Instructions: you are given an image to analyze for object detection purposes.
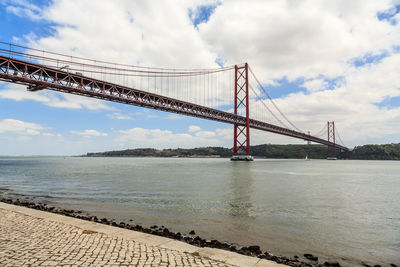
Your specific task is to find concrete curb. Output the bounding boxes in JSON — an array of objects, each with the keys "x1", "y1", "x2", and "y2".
[{"x1": 0, "y1": 201, "x2": 287, "y2": 267}]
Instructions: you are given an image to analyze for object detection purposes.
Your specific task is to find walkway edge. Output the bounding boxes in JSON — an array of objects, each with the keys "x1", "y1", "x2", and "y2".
[{"x1": 0, "y1": 202, "x2": 287, "y2": 267}]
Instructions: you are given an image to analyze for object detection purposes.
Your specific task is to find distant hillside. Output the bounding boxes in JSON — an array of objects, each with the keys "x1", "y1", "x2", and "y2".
[
  {"x1": 251, "y1": 144, "x2": 329, "y2": 158},
  {"x1": 350, "y1": 143, "x2": 400, "y2": 160},
  {"x1": 86, "y1": 147, "x2": 232, "y2": 158},
  {"x1": 86, "y1": 144, "x2": 343, "y2": 159},
  {"x1": 85, "y1": 143, "x2": 400, "y2": 160}
]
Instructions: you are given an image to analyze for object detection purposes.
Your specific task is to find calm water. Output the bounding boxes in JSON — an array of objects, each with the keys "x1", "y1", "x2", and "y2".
[{"x1": 0, "y1": 157, "x2": 399, "y2": 266}]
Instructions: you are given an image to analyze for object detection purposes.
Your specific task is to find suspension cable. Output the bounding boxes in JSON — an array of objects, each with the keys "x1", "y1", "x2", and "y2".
[
  {"x1": 313, "y1": 124, "x2": 327, "y2": 137},
  {"x1": 0, "y1": 48, "x2": 234, "y2": 77},
  {"x1": 248, "y1": 66, "x2": 304, "y2": 133},
  {"x1": 335, "y1": 126, "x2": 346, "y2": 147},
  {"x1": 0, "y1": 42, "x2": 235, "y2": 72},
  {"x1": 249, "y1": 84, "x2": 291, "y2": 129}
]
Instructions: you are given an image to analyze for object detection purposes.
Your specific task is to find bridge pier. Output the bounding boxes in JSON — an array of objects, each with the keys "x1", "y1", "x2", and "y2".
[
  {"x1": 231, "y1": 63, "x2": 253, "y2": 161},
  {"x1": 231, "y1": 155, "x2": 254, "y2": 161}
]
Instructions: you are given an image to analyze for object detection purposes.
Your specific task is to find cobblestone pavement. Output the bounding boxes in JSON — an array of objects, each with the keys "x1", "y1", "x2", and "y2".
[{"x1": 0, "y1": 208, "x2": 236, "y2": 267}]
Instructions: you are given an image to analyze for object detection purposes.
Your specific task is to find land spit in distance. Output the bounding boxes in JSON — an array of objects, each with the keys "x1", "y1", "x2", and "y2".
[{"x1": 0, "y1": 156, "x2": 399, "y2": 266}]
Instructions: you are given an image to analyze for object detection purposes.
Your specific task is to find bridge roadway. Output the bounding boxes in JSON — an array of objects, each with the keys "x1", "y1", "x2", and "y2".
[{"x1": 0, "y1": 55, "x2": 348, "y2": 151}]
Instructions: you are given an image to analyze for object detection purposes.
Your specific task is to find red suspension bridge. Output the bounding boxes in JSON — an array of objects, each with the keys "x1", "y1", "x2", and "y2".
[{"x1": 0, "y1": 42, "x2": 348, "y2": 160}]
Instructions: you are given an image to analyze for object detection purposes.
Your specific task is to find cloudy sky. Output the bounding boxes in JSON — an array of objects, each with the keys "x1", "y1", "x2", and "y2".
[{"x1": 0, "y1": 0, "x2": 400, "y2": 155}]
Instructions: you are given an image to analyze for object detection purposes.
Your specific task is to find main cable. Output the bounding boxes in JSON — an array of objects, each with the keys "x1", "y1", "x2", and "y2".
[
  {"x1": 335, "y1": 126, "x2": 346, "y2": 147},
  {"x1": 0, "y1": 42, "x2": 235, "y2": 72}
]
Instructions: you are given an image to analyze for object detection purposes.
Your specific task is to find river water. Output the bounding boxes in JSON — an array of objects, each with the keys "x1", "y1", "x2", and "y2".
[{"x1": 0, "y1": 157, "x2": 399, "y2": 266}]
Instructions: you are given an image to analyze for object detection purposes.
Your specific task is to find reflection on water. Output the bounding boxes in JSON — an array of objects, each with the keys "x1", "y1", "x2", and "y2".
[
  {"x1": 0, "y1": 157, "x2": 399, "y2": 266},
  {"x1": 228, "y1": 162, "x2": 253, "y2": 218}
]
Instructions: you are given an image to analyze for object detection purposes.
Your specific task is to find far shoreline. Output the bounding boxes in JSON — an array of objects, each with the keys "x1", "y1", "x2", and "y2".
[
  {"x1": 2, "y1": 155, "x2": 400, "y2": 161},
  {"x1": 82, "y1": 143, "x2": 400, "y2": 160},
  {"x1": 2, "y1": 142, "x2": 400, "y2": 160}
]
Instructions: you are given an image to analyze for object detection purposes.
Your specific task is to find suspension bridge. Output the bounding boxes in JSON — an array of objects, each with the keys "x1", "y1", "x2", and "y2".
[{"x1": 0, "y1": 42, "x2": 348, "y2": 160}]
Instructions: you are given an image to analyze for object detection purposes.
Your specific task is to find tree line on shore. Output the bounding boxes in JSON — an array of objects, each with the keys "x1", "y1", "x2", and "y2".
[{"x1": 85, "y1": 143, "x2": 400, "y2": 160}]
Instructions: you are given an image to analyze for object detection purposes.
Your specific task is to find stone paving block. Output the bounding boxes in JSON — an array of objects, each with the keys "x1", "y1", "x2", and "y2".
[
  {"x1": 112, "y1": 228, "x2": 147, "y2": 240},
  {"x1": 160, "y1": 240, "x2": 200, "y2": 253},
  {"x1": 78, "y1": 221, "x2": 124, "y2": 235},
  {"x1": 0, "y1": 201, "x2": 22, "y2": 211},
  {"x1": 197, "y1": 247, "x2": 260, "y2": 267},
  {"x1": 0, "y1": 204, "x2": 288, "y2": 267},
  {"x1": 44, "y1": 212, "x2": 81, "y2": 223},
  {"x1": 129, "y1": 232, "x2": 174, "y2": 246}
]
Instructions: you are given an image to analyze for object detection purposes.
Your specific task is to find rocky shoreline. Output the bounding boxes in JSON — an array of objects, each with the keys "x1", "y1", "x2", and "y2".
[{"x1": 0, "y1": 197, "x2": 395, "y2": 267}]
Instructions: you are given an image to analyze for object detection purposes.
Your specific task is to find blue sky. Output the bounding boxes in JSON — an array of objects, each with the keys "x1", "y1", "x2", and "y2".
[{"x1": 1, "y1": 0, "x2": 400, "y2": 155}]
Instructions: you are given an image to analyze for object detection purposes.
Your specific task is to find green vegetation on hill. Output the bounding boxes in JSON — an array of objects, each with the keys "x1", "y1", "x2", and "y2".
[
  {"x1": 86, "y1": 143, "x2": 400, "y2": 160},
  {"x1": 351, "y1": 143, "x2": 400, "y2": 160},
  {"x1": 86, "y1": 147, "x2": 231, "y2": 158},
  {"x1": 250, "y1": 144, "x2": 329, "y2": 158},
  {"x1": 85, "y1": 144, "x2": 334, "y2": 159}
]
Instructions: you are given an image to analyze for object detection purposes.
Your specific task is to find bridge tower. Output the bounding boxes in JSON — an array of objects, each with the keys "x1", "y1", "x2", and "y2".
[
  {"x1": 327, "y1": 121, "x2": 336, "y2": 159},
  {"x1": 231, "y1": 63, "x2": 253, "y2": 161}
]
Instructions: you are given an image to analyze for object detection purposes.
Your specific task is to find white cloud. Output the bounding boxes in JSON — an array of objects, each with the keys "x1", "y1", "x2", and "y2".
[
  {"x1": 0, "y1": 83, "x2": 49, "y2": 102},
  {"x1": 188, "y1": 125, "x2": 201, "y2": 132},
  {"x1": 107, "y1": 113, "x2": 133, "y2": 120},
  {"x1": 0, "y1": 83, "x2": 115, "y2": 111},
  {"x1": 302, "y1": 79, "x2": 329, "y2": 92},
  {"x1": 4, "y1": 0, "x2": 43, "y2": 20},
  {"x1": 199, "y1": 1, "x2": 399, "y2": 81},
  {"x1": 28, "y1": 0, "x2": 218, "y2": 68},
  {"x1": 70, "y1": 130, "x2": 108, "y2": 137},
  {"x1": 115, "y1": 127, "x2": 221, "y2": 148},
  {"x1": 42, "y1": 132, "x2": 62, "y2": 137},
  {"x1": 195, "y1": 130, "x2": 215, "y2": 138},
  {"x1": 26, "y1": 129, "x2": 40, "y2": 135},
  {"x1": 6, "y1": 5, "x2": 42, "y2": 20},
  {"x1": 166, "y1": 114, "x2": 184, "y2": 120},
  {"x1": 216, "y1": 127, "x2": 232, "y2": 139},
  {"x1": 0, "y1": 118, "x2": 46, "y2": 135}
]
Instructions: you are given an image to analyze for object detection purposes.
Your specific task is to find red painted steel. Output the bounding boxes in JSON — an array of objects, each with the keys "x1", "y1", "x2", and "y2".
[
  {"x1": 245, "y1": 63, "x2": 250, "y2": 155},
  {"x1": 233, "y1": 65, "x2": 238, "y2": 154},
  {"x1": 0, "y1": 55, "x2": 349, "y2": 151},
  {"x1": 233, "y1": 63, "x2": 251, "y2": 155},
  {"x1": 327, "y1": 121, "x2": 336, "y2": 157}
]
